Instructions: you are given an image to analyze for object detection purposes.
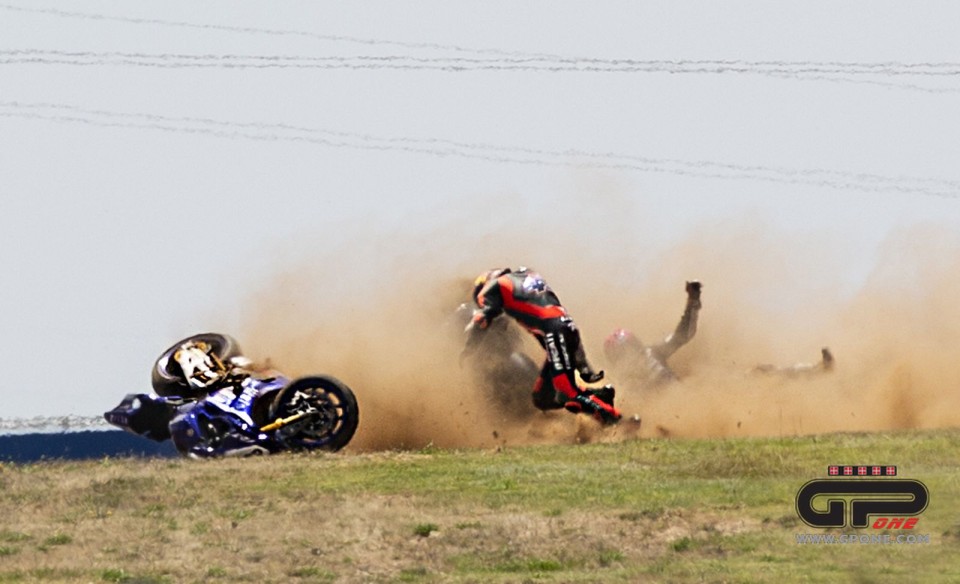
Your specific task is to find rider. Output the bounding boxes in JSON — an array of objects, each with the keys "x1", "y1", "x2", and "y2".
[
  {"x1": 462, "y1": 267, "x2": 622, "y2": 425},
  {"x1": 603, "y1": 280, "x2": 702, "y2": 389}
]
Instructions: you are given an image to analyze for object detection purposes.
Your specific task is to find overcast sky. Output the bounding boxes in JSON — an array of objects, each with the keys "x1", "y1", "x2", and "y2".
[{"x1": 1, "y1": 2, "x2": 959, "y2": 420}]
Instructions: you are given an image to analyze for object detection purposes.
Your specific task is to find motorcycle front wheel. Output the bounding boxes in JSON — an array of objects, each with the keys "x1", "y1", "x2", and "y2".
[{"x1": 269, "y1": 375, "x2": 359, "y2": 452}]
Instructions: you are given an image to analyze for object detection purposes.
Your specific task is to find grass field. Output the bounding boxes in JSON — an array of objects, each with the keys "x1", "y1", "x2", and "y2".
[{"x1": 0, "y1": 429, "x2": 957, "y2": 583}]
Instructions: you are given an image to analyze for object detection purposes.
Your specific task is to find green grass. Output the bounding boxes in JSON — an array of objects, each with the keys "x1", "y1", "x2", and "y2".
[
  {"x1": 412, "y1": 523, "x2": 439, "y2": 537},
  {"x1": 0, "y1": 429, "x2": 957, "y2": 582}
]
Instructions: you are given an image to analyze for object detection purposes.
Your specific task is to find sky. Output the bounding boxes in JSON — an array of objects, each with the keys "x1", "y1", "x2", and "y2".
[{"x1": 1, "y1": 2, "x2": 959, "y2": 422}]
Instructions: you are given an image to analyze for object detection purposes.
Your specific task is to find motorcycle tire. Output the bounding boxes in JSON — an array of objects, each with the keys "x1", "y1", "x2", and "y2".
[
  {"x1": 269, "y1": 375, "x2": 359, "y2": 452},
  {"x1": 151, "y1": 333, "x2": 242, "y2": 398}
]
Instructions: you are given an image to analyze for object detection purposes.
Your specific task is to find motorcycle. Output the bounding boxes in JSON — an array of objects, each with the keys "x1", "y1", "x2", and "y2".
[{"x1": 104, "y1": 333, "x2": 359, "y2": 458}]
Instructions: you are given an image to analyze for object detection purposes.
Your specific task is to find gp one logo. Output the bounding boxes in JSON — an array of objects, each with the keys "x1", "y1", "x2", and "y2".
[{"x1": 795, "y1": 466, "x2": 929, "y2": 529}]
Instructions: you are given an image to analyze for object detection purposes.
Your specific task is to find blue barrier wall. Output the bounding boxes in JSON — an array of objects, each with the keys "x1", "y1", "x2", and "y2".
[{"x1": 0, "y1": 431, "x2": 177, "y2": 463}]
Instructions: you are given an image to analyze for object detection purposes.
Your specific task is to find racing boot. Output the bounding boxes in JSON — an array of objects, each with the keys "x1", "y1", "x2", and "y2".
[
  {"x1": 586, "y1": 384, "x2": 620, "y2": 425},
  {"x1": 593, "y1": 406, "x2": 622, "y2": 426},
  {"x1": 578, "y1": 366, "x2": 605, "y2": 384},
  {"x1": 685, "y1": 280, "x2": 702, "y2": 309},
  {"x1": 574, "y1": 344, "x2": 605, "y2": 383},
  {"x1": 587, "y1": 384, "x2": 616, "y2": 408},
  {"x1": 564, "y1": 387, "x2": 622, "y2": 426}
]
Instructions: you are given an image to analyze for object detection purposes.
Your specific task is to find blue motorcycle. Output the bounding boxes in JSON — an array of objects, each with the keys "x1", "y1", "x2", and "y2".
[{"x1": 104, "y1": 333, "x2": 359, "y2": 458}]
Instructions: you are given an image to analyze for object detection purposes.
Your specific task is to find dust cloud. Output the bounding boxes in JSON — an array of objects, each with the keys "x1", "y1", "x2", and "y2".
[{"x1": 235, "y1": 195, "x2": 960, "y2": 451}]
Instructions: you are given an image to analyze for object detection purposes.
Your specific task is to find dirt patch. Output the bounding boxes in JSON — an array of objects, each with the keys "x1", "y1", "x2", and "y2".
[{"x1": 234, "y1": 216, "x2": 960, "y2": 450}]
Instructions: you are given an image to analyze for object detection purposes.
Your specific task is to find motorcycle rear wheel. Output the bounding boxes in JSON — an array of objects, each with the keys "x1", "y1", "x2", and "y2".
[{"x1": 269, "y1": 375, "x2": 359, "y2": 452}]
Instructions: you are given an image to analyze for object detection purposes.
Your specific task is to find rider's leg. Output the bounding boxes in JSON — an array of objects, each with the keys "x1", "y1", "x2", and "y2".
[
  {"x1": 559, "y1": 318, "x2": 604, "y2": 383},
  {"x1": 539, "y1": 329, "x2": 621, "y2": 424},
  {"x1": 531, "y1": 373, "x2": 565, "y2": 410},
  {"x1": 531, "y1": 332, "x2": 581, "y2": 411}
]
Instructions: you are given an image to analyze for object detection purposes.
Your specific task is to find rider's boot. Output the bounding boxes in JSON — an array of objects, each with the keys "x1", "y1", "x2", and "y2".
[
  {"x1": 573, "y1": 341, "x2": 605, "y2": 383},
  {"x1": 564, "y1": 388, "x2": 621, "y2": 425},
  {"x1": 579, "y1": 366, "x2": 605, "y2": 384},
  {"x1": 586, "y1": 384, "x2": 616, "y2": 407},
  {"x1": 685, "y1": 280, "x2": 703, "y2": 309}
]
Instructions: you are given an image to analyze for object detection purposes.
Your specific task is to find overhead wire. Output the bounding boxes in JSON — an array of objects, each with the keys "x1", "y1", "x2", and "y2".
[
  {"x1": 3, "y1": 49, "x2": 960, "y2": 75},
  {"x1": 2, "y1": 49, "x2": 960, "y2": 87},
  {"x1": 1, "y1": 4, "x2": 959, "y2": 92},
  {"x1": 1, "y1": 101, "x2": 957, "y2": 199},
  {"x1": 0, "y1": 3, "x2": 566, "y2": 60},
  {"x1": 0, "y1": 5, "x2": 957, "y2": 196}
]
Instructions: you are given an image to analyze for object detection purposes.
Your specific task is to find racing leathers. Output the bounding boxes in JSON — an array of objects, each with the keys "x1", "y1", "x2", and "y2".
[
  {"x1": 604, "y1": 281, "x2": 702, "y2": 389},
  {"x1": 463, "y1": 268, "x2": 621, "y2": 425}
]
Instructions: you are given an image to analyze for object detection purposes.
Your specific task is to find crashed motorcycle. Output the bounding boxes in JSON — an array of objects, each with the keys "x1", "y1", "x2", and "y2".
[{"x1": 104, "y1": 333, "x2": 359, "y2": 458}]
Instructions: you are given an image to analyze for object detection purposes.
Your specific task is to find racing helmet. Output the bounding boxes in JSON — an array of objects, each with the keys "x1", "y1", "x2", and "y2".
[
  {"x1": 603, "y1": 328, "x2": 643, "y2": 365},
  {"x1": 173, "y1": 340, "x2": 226, "y2": 390}
]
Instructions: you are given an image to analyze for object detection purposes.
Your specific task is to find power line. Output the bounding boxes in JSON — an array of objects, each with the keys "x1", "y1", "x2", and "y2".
[
  {"x1": 0, "y1": 3, "x2": 566, "y2": 60},
  {"x1": 2, "y1": 4, "x2": 959, "y2": 90},
  {"x1": 2, "y1": 101, "x2": 957, "y2": 199},
  {"x1": 2, "y1": 49, "x2": 958, "y2": 94},
  {"x1": 3, "y1": 49, "x2": 960, "y2": 76}
]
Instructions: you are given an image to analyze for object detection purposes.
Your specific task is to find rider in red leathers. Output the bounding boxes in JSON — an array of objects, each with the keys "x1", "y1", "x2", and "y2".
[{"x1": 462, "y1": 267, "x2": 621, "y2": 425}]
